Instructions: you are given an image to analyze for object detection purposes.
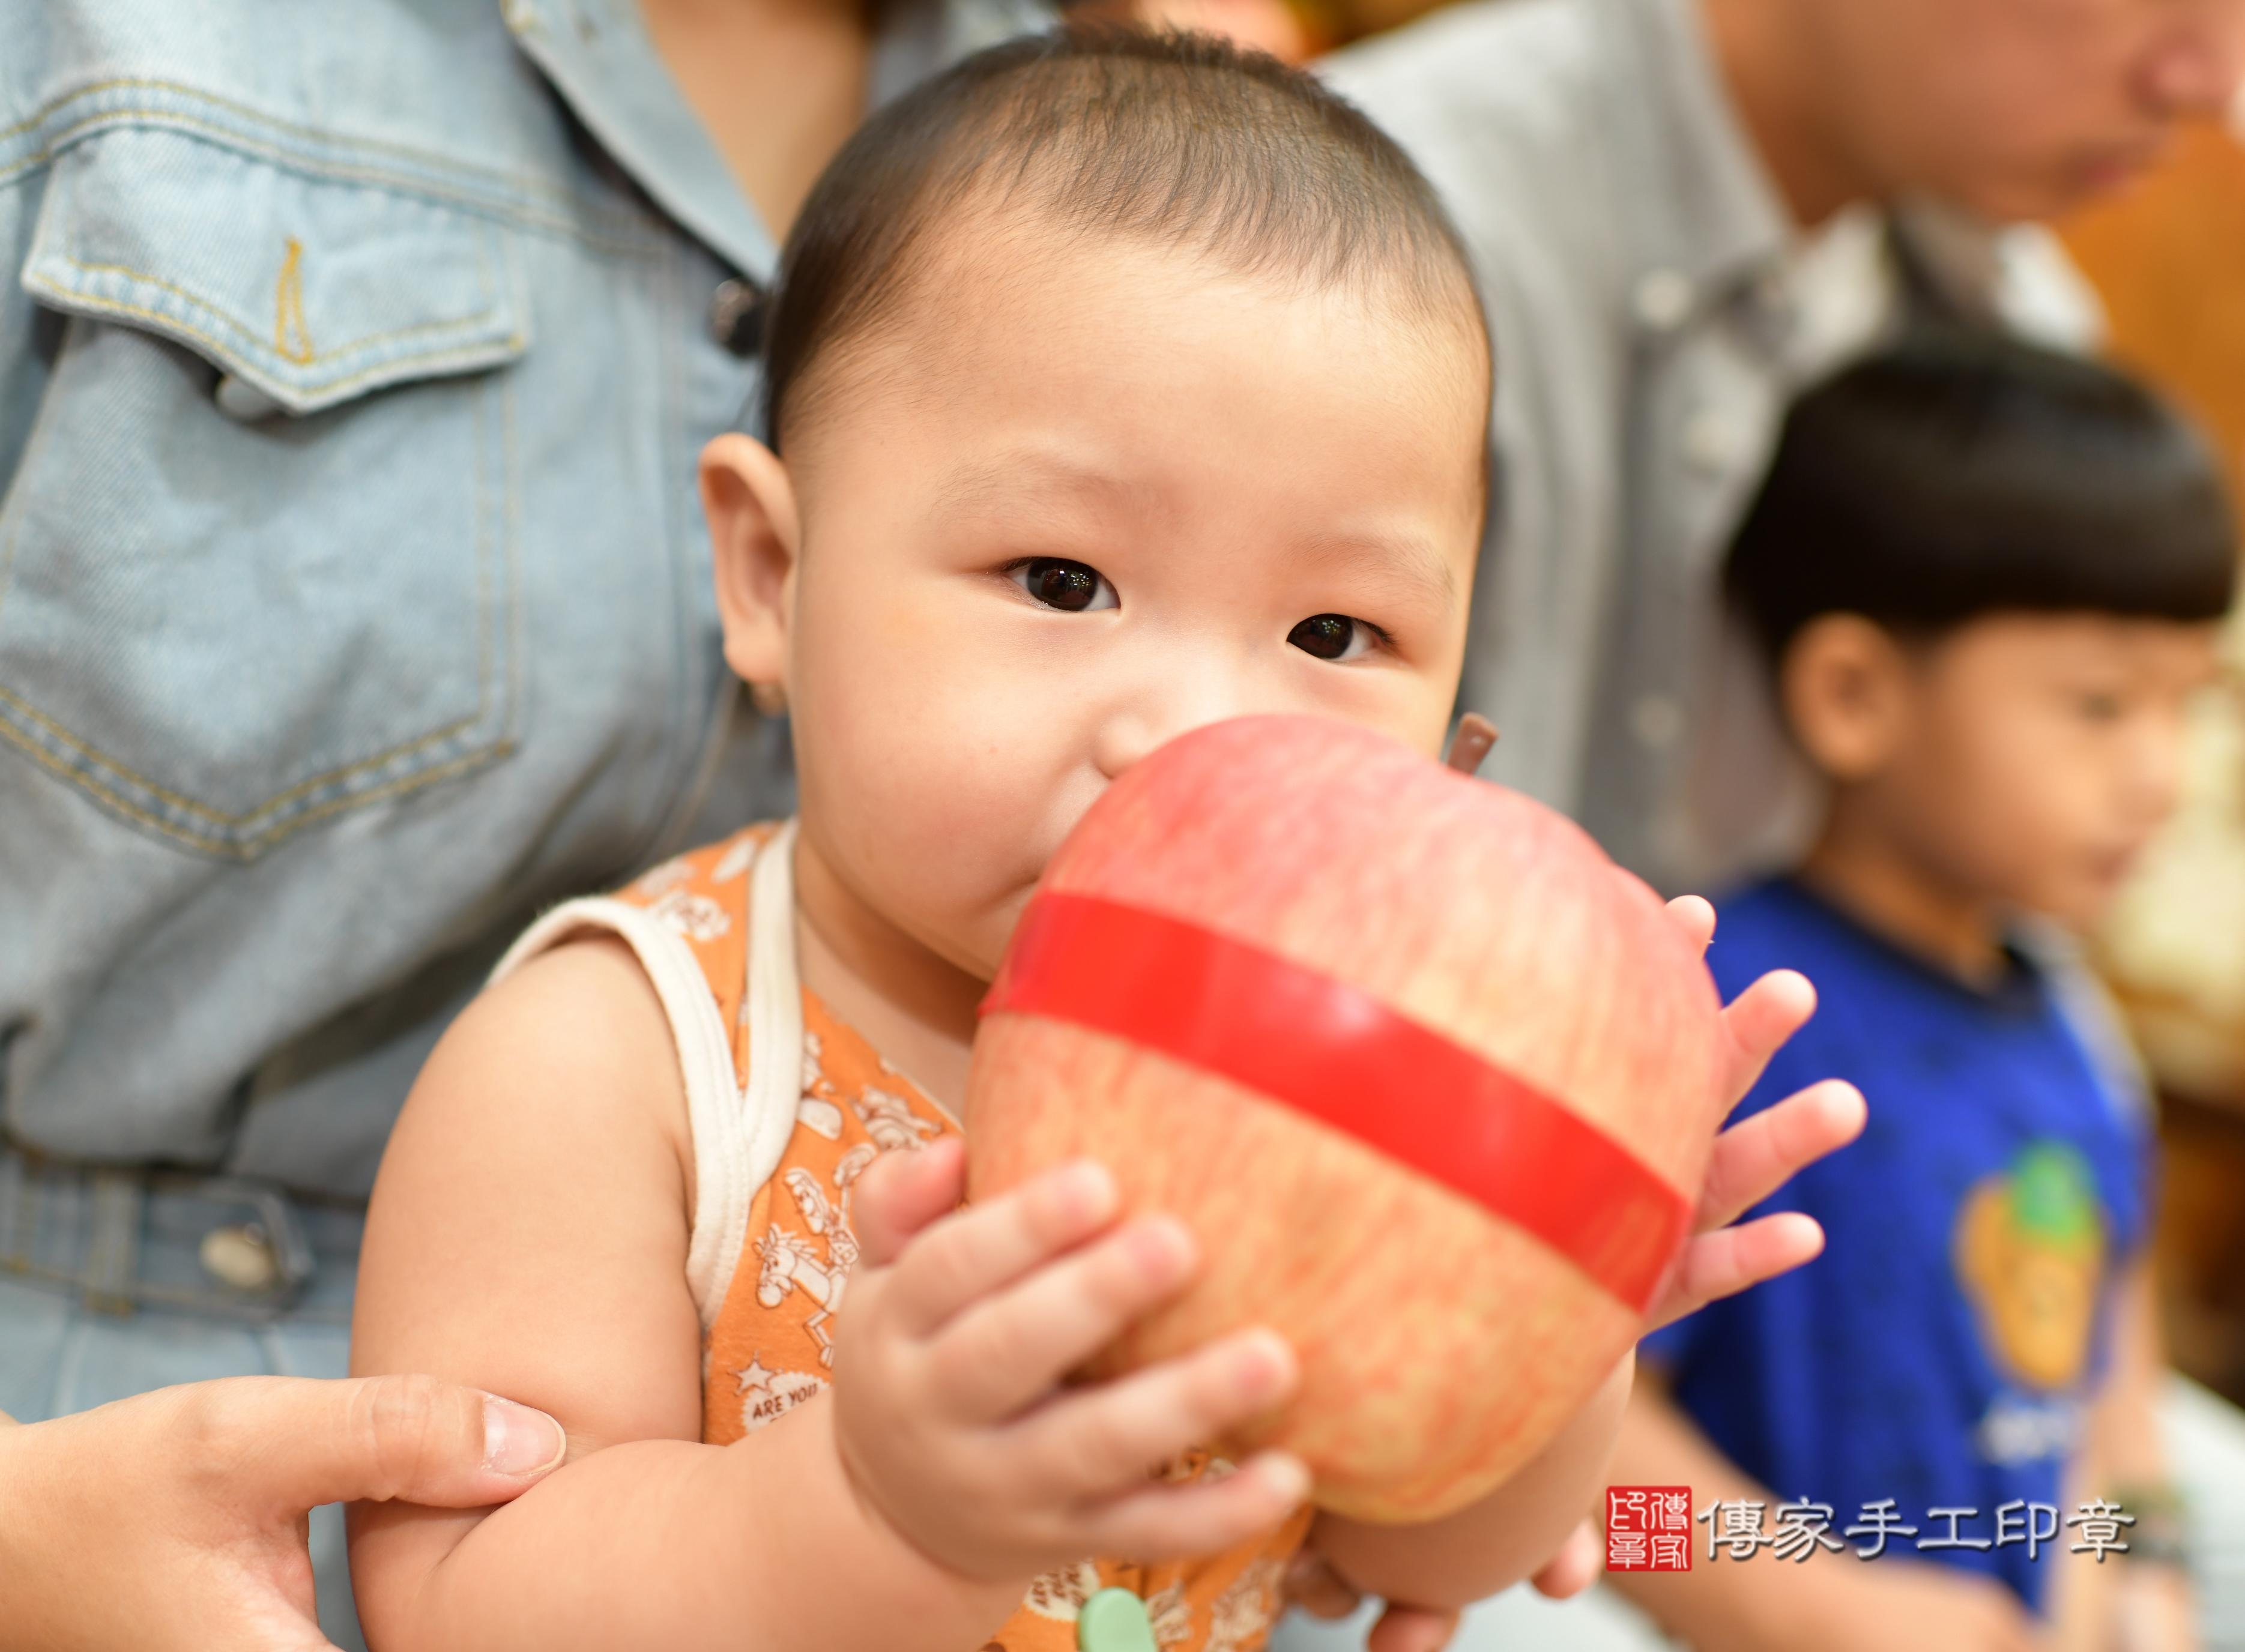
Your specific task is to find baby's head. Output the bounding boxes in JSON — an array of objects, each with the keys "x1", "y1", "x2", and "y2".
[
  {"x1": 703, "y1": 28, "x2": 1491, "y2": 982},
  {"x1": 1728, "y1": 330, "x2": 2237, "y2": 930}
]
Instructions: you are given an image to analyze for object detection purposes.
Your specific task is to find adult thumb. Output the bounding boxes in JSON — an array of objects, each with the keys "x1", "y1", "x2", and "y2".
[{"x1": 192, "y1": 1375, "x2": 566, "y2": 1515}]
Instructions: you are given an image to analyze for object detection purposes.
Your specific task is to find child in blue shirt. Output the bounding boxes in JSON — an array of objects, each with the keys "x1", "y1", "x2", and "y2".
[{"x1": 1612, "y1": 331, "x2": 2235, "y2": 1652}]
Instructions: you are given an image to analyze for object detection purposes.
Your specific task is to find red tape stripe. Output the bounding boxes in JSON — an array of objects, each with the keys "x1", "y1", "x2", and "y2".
[{"x1": 982, "y1": 891, "x2": 1690, "y2": 1312}]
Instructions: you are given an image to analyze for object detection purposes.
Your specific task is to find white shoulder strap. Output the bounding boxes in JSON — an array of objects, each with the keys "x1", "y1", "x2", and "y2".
[{"x1": 489, "y1": 822, "x2": 805, "y2": 1328}]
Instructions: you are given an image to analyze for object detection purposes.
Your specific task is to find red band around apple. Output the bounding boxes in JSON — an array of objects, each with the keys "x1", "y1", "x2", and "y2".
[{"x1": 982, "y1": 890, "x2": 1692, "y2": 1314}]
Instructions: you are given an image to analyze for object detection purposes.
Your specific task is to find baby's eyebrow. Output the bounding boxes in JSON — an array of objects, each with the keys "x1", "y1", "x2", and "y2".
[
  {"x1": 1292, "y1": 528, "x2": 1460, "y2": 615},
  {"x1": 930, "y1": 449, "x2": 1141, "y2": 520}
]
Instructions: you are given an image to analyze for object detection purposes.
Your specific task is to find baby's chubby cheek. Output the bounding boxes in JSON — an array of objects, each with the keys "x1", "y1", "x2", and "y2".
[{"x1": 794, "y1": 677, "x2": 1089, "y2": 971}]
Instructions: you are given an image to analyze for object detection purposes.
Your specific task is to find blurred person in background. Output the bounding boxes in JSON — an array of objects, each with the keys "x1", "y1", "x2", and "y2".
[
  {"x1": 1622, "y1": 333, "x2": 2234, "y2": 1652},
  {"x1": 0, "y1": 0, "x2": 1039, "y2": 1645},
  {"x1": 1323, "y1": 0, "x2": 2245, "y2": 896}
]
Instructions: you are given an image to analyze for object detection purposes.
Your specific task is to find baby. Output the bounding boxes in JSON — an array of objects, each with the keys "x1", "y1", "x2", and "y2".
[{"x1": 346, "y1": 31, "x2": 1858, "y2": 1652}]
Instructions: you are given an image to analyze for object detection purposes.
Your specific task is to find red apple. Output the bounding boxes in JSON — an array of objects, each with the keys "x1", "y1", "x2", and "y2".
[{"x1": 965, "y1": 714, "x2": 1727, "y2": 1522}]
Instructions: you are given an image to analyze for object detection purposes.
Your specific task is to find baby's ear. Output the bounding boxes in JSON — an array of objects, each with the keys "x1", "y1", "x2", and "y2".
[{"x1": 702, "y1": 432, "x2": 800, "y2": 691}]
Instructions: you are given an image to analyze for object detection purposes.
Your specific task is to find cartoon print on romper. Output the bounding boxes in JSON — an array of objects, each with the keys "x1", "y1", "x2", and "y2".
[
  {"x1": 1011, "y1": 1556, "x2": 1271, "y2": 1651},
  {"x1": 1954, "y1": 1141, "x2": 2108, "y2": 1463},
  {"x1": 754, "y1": 1157, "x2": 870, "y2": 1365},
  {"x1": 856, "y1": 1084, "x2": 943, "y2": 1151},
  {"x1": 734, "y1": 1351, "x2": 827, "y2": 1432},
  {"x1": 737, "y1": 1073, "x2": 896, "y2": 1428},
  {"x1": 1021, "y1": 1563, "x2": 1105, "y2": 1623},
  {"x1": 1204, "y1": 1557, "x2": 1286, "y2": 1652}
]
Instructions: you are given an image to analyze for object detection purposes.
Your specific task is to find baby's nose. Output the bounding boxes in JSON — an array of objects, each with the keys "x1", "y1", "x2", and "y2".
[{"x1": 1089, "y1": 669, "x2": 1264, "y2": 781}]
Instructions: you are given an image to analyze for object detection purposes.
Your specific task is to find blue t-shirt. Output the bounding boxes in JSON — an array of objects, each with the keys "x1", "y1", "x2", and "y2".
[{"x1": 1642, "y1": 878, "x2": 2151, "y2": 1611}]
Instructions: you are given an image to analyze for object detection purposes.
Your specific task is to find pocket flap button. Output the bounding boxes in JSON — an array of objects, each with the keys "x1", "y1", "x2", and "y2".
[{"x1": 199, "y1": 1223, "x2": 280, "y2": 1292}]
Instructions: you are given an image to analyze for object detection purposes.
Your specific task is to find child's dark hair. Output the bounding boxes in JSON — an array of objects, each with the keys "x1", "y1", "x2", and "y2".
[
  {"x1": 758, "y1": 25, "x2": 1487, "y2": 452},
  {"x1": 1727, "y1": 329, "x2": 2237, "y2": 664}
]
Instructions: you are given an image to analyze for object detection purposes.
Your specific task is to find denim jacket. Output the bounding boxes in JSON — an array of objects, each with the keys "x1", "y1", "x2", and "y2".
[{"x1": 0, "y1": 0, "x2": 1043, "y2": 1195}]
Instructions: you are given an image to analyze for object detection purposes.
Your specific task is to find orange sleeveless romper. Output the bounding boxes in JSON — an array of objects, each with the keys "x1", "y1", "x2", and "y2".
[{"x1": 498, "y1": 822, "x2": 1314, "y2": 1651}]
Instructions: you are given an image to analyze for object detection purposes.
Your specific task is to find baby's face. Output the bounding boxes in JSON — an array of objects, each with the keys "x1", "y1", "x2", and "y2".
[{"x1": 731, "y1": 232, "x2": 1487, "y2": 981}]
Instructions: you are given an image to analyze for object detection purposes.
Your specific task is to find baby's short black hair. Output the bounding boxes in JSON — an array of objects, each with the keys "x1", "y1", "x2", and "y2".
[
  {"x1": 758, "y1": 25, "x2": 1487, "y2": 453},
  {"x1": 1727, "y1": 329, "x2": 2237, "y2": 665}
]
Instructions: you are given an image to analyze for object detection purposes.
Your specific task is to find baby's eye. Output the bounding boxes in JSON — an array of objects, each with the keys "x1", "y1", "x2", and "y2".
[
  {"x1": 1289, "y1": 613, "x2": 1379, "y2": 662},
  {"x1": 1012, "y1": 558, "x2": 1117, "y2": 613}
]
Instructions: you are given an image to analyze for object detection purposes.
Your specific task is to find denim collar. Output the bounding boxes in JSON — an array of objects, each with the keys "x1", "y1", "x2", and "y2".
[{"x1": 501, "y1": 0, "x2": 1052, "y2": 281}]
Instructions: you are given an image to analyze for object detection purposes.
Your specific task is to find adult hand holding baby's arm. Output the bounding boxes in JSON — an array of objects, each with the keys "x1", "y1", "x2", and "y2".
[
  {"x1": 838, "y1": 1136, "x2": 1310, "y2": 1579},
  {"x1": 0, "y1": 1375, "x2": 561, "y2": 1652}
]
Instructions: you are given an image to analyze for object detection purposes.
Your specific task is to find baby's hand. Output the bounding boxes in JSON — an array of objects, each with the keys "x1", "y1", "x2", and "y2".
[
  {"x1": 832, "y1": 1138, "x2": 1308, "y2": 1584},
  {"x1": 1646, "y1": 896, "x2": 1867, "y2": 1333}
]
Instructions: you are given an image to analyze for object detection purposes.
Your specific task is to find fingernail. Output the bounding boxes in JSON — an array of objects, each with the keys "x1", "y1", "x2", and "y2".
[
  {"x1": 1235, "y1": 1329, "x2": 1297, "y2": 1397},
  {"x1": 1125, "y1": 1213, "x2": 1197, "y2": 1276},
  {"x1": 483, "y1": 1397, "x2": 566, "y2": 1477},
  {"x1": 1254, "y1": 1452, "x2": 1312, "y2": 1505},
  {"x1": 1050, "y1": 1160, "x2": 1117, "y2": 1222}
]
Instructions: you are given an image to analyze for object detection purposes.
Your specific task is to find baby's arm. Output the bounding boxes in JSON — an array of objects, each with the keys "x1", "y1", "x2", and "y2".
[
  {"x1": 346, "y1": 941, "x2": 1008, "y2": 1651},
  {"x1": 1302, "y1": 1350, "x2": 1633, "y2": 1617},
  {"x1": 348, "y1": 942, "x2": 1304, "y2": 1652}
]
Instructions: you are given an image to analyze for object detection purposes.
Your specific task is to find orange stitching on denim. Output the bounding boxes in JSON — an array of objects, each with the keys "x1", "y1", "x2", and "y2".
[
  {"x1": 273, "y1": 237, "x2": 313, "y2": 364},
  {"x1": 0, "y1": 111, "x2": 539, "y2": 214},
  {"x1": 0, "y1": 373, "x2": 513, "y2": 842},
  {"x1": 0, "y1": 77, "x2": 564, "y2": 202},
  {"x1": 19, "y1": 276, "x2": 522, "y2": 403},
  {"x1": 0, "y1": 681, "x2": 482, "y2": 827},
  {"x1": 0, "y1": 717, "x2": 516, "y2": 859},
  {"x1": 0, "y1": 104, "x2": 666, "y2": 258},
  {"x1": 35, "y1": 255, "x2": 503, "y2": 371}
]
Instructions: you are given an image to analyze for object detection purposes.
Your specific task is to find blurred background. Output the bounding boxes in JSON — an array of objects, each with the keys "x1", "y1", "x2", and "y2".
[{"x1": 2064, "y1": 111, "x2": 2245, "y2": 1418}]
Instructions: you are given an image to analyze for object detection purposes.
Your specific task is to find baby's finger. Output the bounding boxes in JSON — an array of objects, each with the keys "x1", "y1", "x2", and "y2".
[
  {"x1": 1014, "y1": 1328, "x2": 1298, "y2": 1499},
  {"x1": 1368, "y1": 1603, "x2": 1460, "y2": 1652},
  {"x1": 1714, "y1": 968, "x2": 1815, "y2": 1114},
  {"x1": 1071, "y1": 1450, "x2": 1310, "y2": 1563},
  {"x1": 852, "y1": 1137, "x2": 968, "y2": 1268},
  {"x1": 1530, "y1": 1520, "x2": 1601, "y2": 1600},
  {"x1": 931, "y1": 1214, "x2": 1200, "y2": 1419},
  {"x1": 1696, "y1": 1080, "x2": 1864, "y2": 1231},
  {"x1": 888, "y1": 1159, "x2": 1121, "y2": 1335},
  {"x1": 1646, "y1": 1211, "x2": 1825, "y2": 1333},
  {"x1": 1663, "y1": 894, "x2": 1716, "y2": 957},
  {"x1": 1280, "y1": 1551, "x2": 1364, "y2": 1621}
]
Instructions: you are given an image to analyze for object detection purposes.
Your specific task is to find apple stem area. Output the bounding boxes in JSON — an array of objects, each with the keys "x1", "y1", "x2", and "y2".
[{"x1": 1444, "y1": 714, "x2": 1499, "y2": 776}]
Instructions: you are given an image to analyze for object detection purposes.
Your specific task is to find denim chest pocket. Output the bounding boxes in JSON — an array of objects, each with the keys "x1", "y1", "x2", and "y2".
[{"x1": 2, "y1": 125, "x2": 534, "y2": 859}]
